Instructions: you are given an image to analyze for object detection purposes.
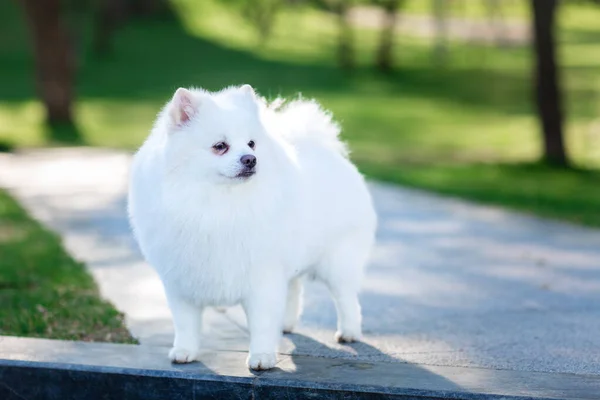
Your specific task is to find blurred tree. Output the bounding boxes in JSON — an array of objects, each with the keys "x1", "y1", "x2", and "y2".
[
  {"x1": 92, "y1": 0, "x2": 172, "y2": 56},
  {"x1": 18, "y1": 0, "x2": 75, "y2": 126},
  {"x1": 242, "y1": 0, "x2": 281, "y2": 43},
  {"x1": 335, "y1": 0, "x2": 355, "y2": 69},
  {"x1": 375, "y1": 0, "x2": 404, "y2": 72},
  {"x1": 93, "y1": 0, "x2": 120, "y2": 56},
  {"x1": 315, "y1": 0, "x2": 357, "y2": 70},
  {"x1": 314, "y1": 0, "x2": 355, "y2": 69},
  {"x1": 530, "y1": 0, "x2": 568, "y2": 166},
  {"x1": 219, "y1": 0, "x2": 282, "y2": 43},
  {"x1": 126, "y1": 0, "x2": 171, "y2": 16}
]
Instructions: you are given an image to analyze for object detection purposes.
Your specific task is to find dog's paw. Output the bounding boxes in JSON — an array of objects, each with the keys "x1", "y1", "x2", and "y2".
[
  {"x1": 246, "y1": 352, "x2": 277, "y2": 371},
  {"x1": 335, "y1": 330, "x2": 361, "y2": 344},
  {"x1": 169, "y1": 347, "x2": 199, "y2": 364}
]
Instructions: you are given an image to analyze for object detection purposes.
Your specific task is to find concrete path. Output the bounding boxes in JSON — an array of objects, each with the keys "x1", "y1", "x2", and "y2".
[{"x1": 1, "y1": 148, "x2": 599, "y2": 376}]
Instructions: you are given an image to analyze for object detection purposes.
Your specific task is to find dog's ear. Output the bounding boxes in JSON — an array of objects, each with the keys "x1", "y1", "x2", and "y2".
[
  {"x1": 169, "y1": 88, "x2": 200, "y2": 127},
  {"x1": 240, "y1": 84, "x2": 256, "y2": 99},
  {"x1": 239, "y1": 84, "x2": 259, "y2": 110}
]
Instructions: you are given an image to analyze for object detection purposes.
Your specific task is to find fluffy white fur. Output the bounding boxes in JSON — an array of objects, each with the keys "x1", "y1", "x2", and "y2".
[{"x1": 128, "y1": 85, "x2": 377, "y2": 370}]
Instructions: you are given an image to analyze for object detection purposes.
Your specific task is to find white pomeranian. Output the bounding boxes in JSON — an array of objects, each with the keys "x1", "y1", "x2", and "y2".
[{"x1": 128, "y1": 85, "x2": 377, "y2": 370}]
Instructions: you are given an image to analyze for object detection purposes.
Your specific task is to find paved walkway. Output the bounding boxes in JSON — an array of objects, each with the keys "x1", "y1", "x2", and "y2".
[{"x1": 1, "y1": 148, "x2": 599, "y2": 376}]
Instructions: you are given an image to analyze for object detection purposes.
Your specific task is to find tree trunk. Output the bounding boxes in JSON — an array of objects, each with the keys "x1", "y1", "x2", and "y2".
[
  {"x1": 127, "y1": 0, "x2": 172, "y2": 18},
  {"x1": 530, "y1": 0, "x2": 568, "y2": 166},
  {"x1": 19, "y1": 0, "x2": 75, "y2": 126},
  {"x1": 376, "y1": 0, "x2": 400, "y2": 72},
  {"x1": 337, "y1": 0, "x2": 354, "y2": 70},
  {"x1": 92, "y1": 0, "x2": 171, "y2": 57},
  {"x1": 93, "y1": 0, "x2": 121, "y2": 56}
]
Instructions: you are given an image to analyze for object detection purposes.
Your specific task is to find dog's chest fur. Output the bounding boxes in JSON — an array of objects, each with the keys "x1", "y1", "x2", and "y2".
[{"x1": 147, "y1": 184, "x2": 304, "y2": 306}]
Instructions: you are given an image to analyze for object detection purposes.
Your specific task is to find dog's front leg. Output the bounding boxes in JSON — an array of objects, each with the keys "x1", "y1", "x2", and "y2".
[
  {"x1": 243, "y1": 274, "x2": 287, "y2": 371},
  {"x1": 166, "y1": 291, "x2": 204, "y2": 363}
]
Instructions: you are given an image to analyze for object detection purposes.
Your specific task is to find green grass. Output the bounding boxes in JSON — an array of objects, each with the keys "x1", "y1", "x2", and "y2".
[
  {"x1": 0, "y1": 189, "x2": 136, "y2": 342},
  {"x1": 0, "y1": 0, "x2": 599, "y2": 226}
]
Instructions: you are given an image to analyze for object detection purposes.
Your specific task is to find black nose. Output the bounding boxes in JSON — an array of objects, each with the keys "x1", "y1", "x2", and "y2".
[{"x1": 240, "y1": 154, "x2": 257, "y2": 168}]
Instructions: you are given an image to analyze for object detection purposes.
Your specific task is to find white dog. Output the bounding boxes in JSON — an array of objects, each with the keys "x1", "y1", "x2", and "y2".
[{"x1": 128, "y1": 85, "x2": 376, "y2": 370}]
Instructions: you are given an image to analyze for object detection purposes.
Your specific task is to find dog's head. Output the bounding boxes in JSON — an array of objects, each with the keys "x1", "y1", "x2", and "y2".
[{"x1": 162, "y1": 85, "x2": 266, "y2": 185}]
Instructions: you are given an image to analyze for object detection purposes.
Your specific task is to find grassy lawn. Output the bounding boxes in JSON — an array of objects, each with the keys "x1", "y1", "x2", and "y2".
[
  {"x1": 0, "y1": 0, "x2": 599, "y2": 226},
  {"x1": 0, "y1": 189, "x2": 135, "y2": 342}
]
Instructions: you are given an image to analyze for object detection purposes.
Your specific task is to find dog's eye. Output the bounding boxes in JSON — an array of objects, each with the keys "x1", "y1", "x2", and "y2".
[
  {"x1": 212, "y1": 142, "x2": 229, "y2": 155},
  {"x1": 248, "y1": 140, "x2": 255, "y2": 149}
]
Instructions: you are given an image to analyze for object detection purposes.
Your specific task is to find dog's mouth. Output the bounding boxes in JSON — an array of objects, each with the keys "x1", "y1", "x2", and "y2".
[{"x1": 235, "y1": 169, "x2": 256, "y2": 179}]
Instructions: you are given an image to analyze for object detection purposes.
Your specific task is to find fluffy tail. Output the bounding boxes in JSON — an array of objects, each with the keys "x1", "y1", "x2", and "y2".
[{"x1": 265, "y1": 97, "x2": 349, "y2": 157}]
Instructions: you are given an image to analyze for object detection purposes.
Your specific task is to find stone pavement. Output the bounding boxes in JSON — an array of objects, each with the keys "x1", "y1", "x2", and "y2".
[{"x1": 1, "y1": 148, "x2": 599, "y2": 376}]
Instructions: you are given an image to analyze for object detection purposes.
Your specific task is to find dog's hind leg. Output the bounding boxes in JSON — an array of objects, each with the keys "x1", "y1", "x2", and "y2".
[
  {"x1": 317, "y1": 232, "x2": 372, "y2": 343},
  {"x1": 283, "y1": 276, "x2": 303, "y2": 333}
]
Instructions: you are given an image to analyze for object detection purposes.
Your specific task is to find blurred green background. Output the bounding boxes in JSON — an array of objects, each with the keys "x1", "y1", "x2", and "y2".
[{"x1": 1, "y1": 0, "x2": 600, "y2": 225}]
